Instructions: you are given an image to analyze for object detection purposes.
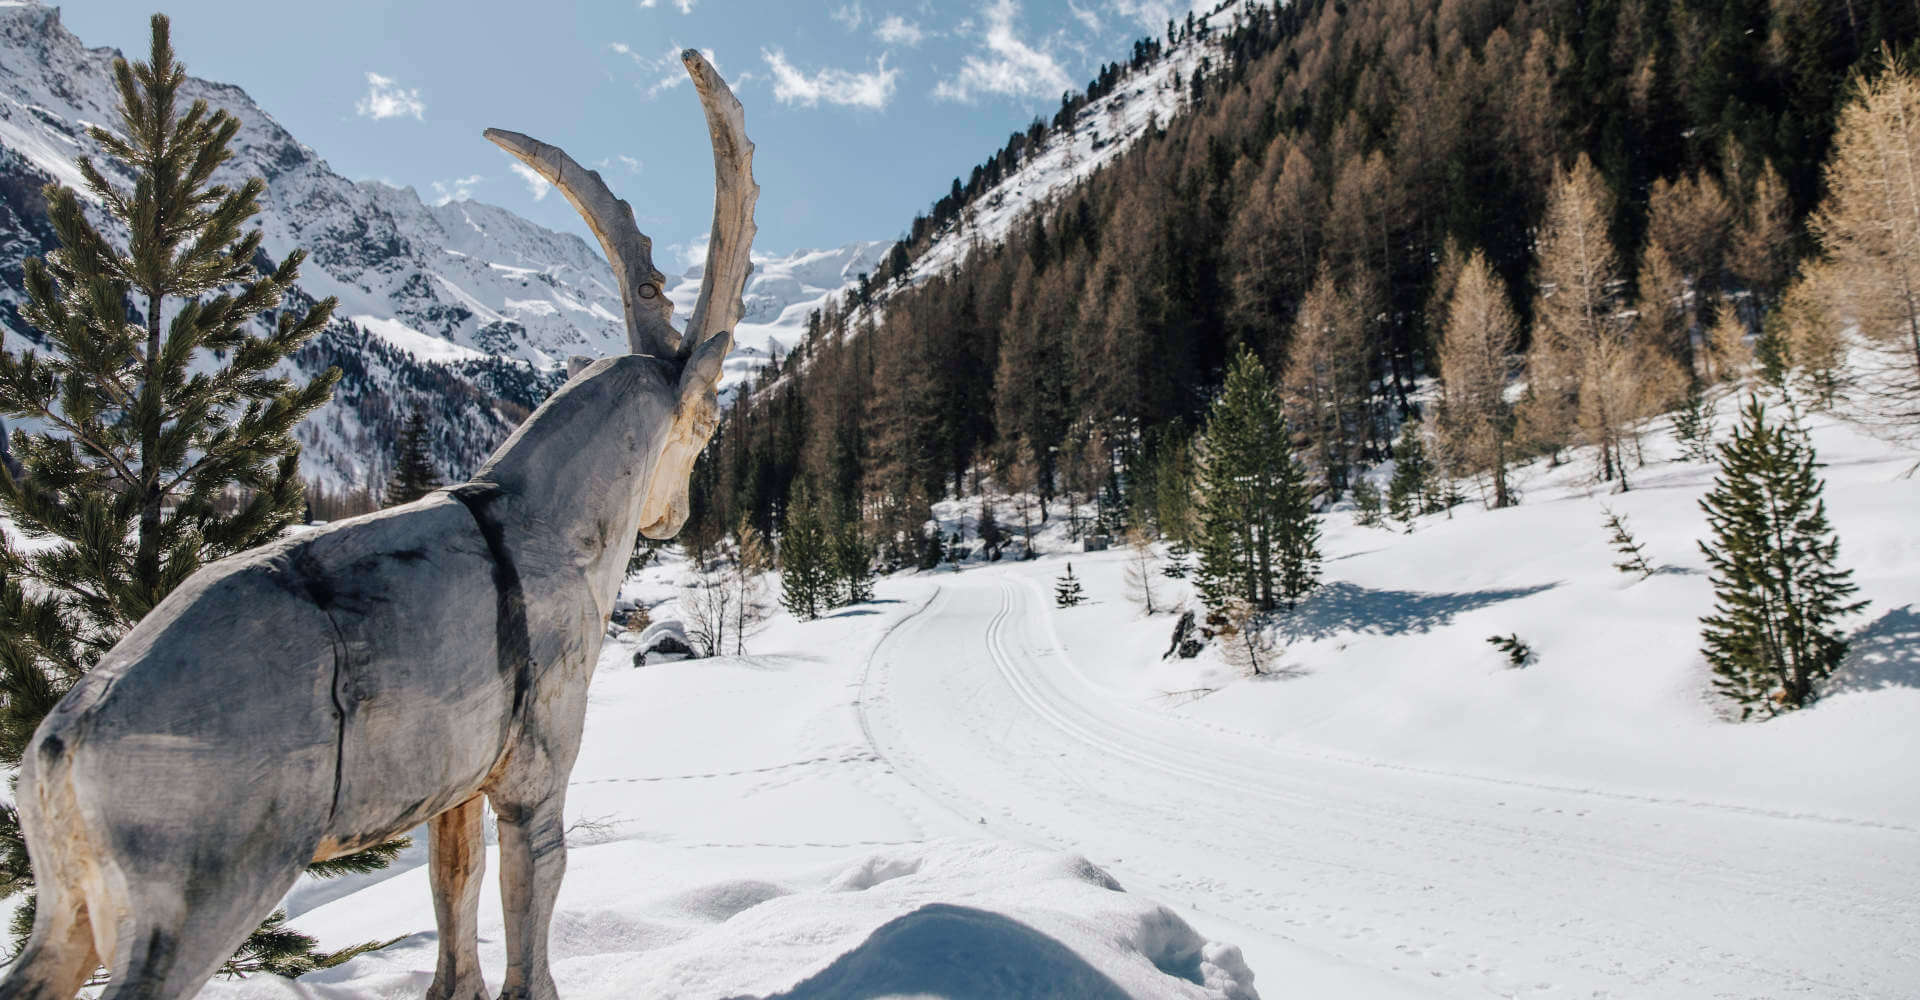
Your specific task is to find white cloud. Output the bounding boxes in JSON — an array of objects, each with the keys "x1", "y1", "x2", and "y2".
[
  {"x1": 429, "y1": 173, "x2": 484, "y2": 205},
  {"x1": 508, "y1": 161, "x2": 551, "y2": 201},
  {"x1": 1109, "y1": 0, "x2": 1177, "y2": 31},
  {"x1": 354, "y1": 72, "x2": 425, "y2": 121},
  {"x1": 638, "y1": 0, "x2": 697, "y2": 10},
  {"x1": 761, "y1": 49, "x2": 898, "y2": 110},
  {"x1": 593, "y1": 155, "x2": 643, "y2": 175},
  {"x1": 874, "y1": 14, "x2": 926, "y2": 46},
  {"x1": 831, "y1": 2, "x2": 865, "y2": 30},
  {"x1": 1068, "y1": 0, "x2": 1104, "y2": 34},
  {"x1": 933, "y1": 0, "x2": 1072, "y2": 103},
  {"x1": 609, "y1": 41, "x2": 720, "y2": 98}
]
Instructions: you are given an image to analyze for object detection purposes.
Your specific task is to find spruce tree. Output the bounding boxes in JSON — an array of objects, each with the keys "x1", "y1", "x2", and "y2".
[
  {"x1": 830, "y1": 512, "x2": 875, "y2": 606},
  {"x1": 1351, "y1": 476, "x2": 1384, "y2": 527},
  {"x1": 1698, "y1": 396, "x2": 1866, "y2": 716},
  {"x1": 1195, "y1": 348, "x2": 1319, "y2": 615},
  {"x1": 778, "y1": 483, "x2": 833, "y2": 621},
  {"x1": 383, "y1": 405, "x2": 443, "y2": 507},
  {"x1": 1387, "y1": 420, "x2": 1435, "y2": 529},
  {"x1": 1055, "y1": 563, "x2": 1086, "y2": 607},
  {"x1": 1671, "y1": 382, "x2": 1715, "y2": 461},
  {"x1": 1602, "y1": 507, "x2": 1655, "y2": 580},
  {"x1": 0, "y1": 15, "x2": 381, "y2": 974}
]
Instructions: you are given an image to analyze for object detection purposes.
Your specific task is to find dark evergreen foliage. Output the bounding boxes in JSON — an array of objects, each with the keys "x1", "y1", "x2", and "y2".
[
  {"x1": 382, "y1": 405, "x2": 443, "y2": 506},
  {"x1": 1487, "y1": 633, "x2": 1534, "y2": 668},
  {"x1": 778, "y1": 482, "x2": 834, "y2": 621},
  {"x1": 1698, "y1": 396, "x2": 1865, "y2": 716},
  {"x1": 1055, "y1": 563, "x2": 1086, "y2": 607},
  {"x1": 1671, "y1": 383, "x2": 1716, "y2": 461},
  {"x1": 1603, "y1": 507, "x2": 1655, "y2": 580},
  {"x1": 1195, "y1": 349, "x2": 1320, "y2": 615}
]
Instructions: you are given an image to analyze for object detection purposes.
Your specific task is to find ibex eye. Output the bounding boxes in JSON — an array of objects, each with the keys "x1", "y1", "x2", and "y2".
[{"x1": 638, "y1": 284, "x2": 659, "y2": 300}]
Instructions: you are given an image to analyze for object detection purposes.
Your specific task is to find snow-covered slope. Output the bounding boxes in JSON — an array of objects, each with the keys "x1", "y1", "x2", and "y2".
[
  {"x1": 666, "y1": 241, "x2": 889, "y2": 391},
  {"x1": 902, "y1": 1, "x2": 1246, "y2": 285}
]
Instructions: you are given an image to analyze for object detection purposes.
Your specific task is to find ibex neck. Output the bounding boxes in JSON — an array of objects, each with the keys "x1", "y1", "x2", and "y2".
[{"x1": 466, "y1": 355, "x2": 678, "y2": 606}]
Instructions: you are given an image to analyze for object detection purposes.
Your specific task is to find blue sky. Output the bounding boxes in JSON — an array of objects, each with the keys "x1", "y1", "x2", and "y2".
[{"x1": 62, "y1": 1, "x2": 1194, "y2": 268}]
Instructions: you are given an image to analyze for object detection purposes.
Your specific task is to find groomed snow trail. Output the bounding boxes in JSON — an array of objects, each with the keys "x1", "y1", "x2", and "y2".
[{"x1": 859, "y1": 570, "x2": 1920, "y2": 999}]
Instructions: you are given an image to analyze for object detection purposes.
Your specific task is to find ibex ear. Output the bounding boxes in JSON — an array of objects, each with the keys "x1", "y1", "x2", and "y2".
[{"x1": 678, "y1": 329, "x2": 731, "y2": 402}]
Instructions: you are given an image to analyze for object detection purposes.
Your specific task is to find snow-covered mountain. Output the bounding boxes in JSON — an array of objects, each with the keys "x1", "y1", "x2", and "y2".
[
  {"x1": 667, "y1": 240, "x2": 890, "y2": 389},
  {"x1": 900, "y1": 0, "x2": 1246, "y2": 285},
  {"x1": 0, "y1": 1, "x2": 884, "y2": 488}
]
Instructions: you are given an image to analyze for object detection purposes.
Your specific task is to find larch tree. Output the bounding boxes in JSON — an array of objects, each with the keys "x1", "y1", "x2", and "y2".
[
  {"x1": 1282, "y1": 263, "x2": 1367, "y2": 497},
  {"x1": 1807, "y1": 56, "x2": 1920, "y2": 424},
  {"x1": 1520, "y1": 155, "x2": 1621, "y2": 463},
  {"x1": 1436, "y1": 249, "x2": 1520, "y2": 507},
  {"x1": 1728, "y1": 158, "x2": 1795, "y2": 309},
  {"x1": 0, "y1": 14, "x2": 390, "y2": 975}
]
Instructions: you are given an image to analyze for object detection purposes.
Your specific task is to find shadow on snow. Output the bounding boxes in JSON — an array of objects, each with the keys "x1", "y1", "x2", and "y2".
[
  {"x1": 1284, "y1": 580, "x2": 1560, "y2": 642},
  {"x1": 1827, "y1": 605, "x2": 1920, "y2": 695},
  {"x1": 735, "y1": 904, "x2": 1144, "y2": 1000}
]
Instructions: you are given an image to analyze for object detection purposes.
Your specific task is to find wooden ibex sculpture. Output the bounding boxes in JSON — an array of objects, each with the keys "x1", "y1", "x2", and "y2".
[{"x1": 0, "y1": 50, "x2": 755, "y2": 1000}]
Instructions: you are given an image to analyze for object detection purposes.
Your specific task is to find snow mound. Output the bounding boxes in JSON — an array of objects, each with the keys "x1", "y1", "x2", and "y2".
[
  {"x1": 202, "y1": 840, "x2": 1256, "y2": 1000},
  {"x1": 596, "y1": 839, "x2": 1259, "y2": 1000}
]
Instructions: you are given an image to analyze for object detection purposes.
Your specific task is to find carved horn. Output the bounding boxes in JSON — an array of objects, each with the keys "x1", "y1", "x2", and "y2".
[
  {"x1": 681, "y1": 49, "x2": 759, "y2": 364},
  {"x1": 482, "y1": 128, "x2": 680, "y2": 358}
]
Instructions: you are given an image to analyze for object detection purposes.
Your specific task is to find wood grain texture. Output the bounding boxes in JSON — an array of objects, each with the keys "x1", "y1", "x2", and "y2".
[{"x1": 0, "y1": 53, "x2": 757, "y2": 1000}]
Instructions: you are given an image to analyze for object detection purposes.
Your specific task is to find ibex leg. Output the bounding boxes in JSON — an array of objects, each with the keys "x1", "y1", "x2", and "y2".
[
  {"x1": 0, "y1": 876, "x2": 97, "y2": 1000},
  {"x1": 426, "y1": 795, "x2": 490, "y2": 1000},
  {"x1": 96, "y1": 855, "x2": 309, "y2": 1000},
  {"x1": 487, "y1": 788, "x2": 566, "y2": 1000}
]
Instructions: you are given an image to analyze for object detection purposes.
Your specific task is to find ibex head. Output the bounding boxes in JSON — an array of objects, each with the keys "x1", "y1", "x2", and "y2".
[{"x1": 484, "y1": 50, "x2": 756, "y2": 539}]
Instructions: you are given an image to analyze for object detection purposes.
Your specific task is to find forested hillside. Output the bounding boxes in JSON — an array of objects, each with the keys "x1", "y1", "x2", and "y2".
[{"x1": 689, "y1": 0, "x2": 1919, "y2": 561}]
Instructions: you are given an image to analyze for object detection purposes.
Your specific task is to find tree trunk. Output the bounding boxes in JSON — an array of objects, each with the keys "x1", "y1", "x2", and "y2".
[{"x1": 136, "y1": 291, "x2": 164, "y2": 597}]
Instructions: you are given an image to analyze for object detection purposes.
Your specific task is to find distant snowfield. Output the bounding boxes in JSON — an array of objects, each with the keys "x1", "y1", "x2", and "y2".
[{"x1": 184, "y1": 390, "x2": 1918, "y2": 999}]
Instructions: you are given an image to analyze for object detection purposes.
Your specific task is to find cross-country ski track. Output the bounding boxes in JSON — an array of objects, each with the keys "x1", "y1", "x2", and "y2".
[{"x1": 856, "y1": 569, "x2": 1920, "y2": 999}]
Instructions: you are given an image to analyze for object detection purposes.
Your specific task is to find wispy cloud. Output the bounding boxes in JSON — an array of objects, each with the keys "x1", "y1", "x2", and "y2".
[
  {"x1": 355, "y1": 72, "x2": 425, "y2": 120},
  {"x1": 762, "y1": 49, "x2": 898, "y2": 110},
  {"x1": 609, "y1": 41, "x2": 719, "y2": 98},
  {"x1": 593, "y1": 155, "x2": 643, "y2": 175},
  {"x1": 638, "y1": 0, "x2": 697, "y2": 12},
  {"x1": 1108, "y1": 0, "x2": 1176, "y2": 31},
  {"x1": 934, "y1": 0, "x2": 1072, "y2": 103},
  {"x1": 430, "y1": 173, "x2": 484, "y2": 205},
  {"x1": 1068, "y1": 0, "x2": 1104, "y2": 34},
  {"x1": 508, "y1": 161, "x2": 551, "y2": 201},
  {"x1": 831, "y1": 1, "x2": 865, "y2": 30},
  {"x1": 874, "y1": 14, "x2": 926, "y2": 46}
]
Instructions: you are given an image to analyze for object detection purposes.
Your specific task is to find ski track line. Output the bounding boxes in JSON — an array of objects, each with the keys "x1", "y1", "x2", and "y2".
[{"x1": 857, "y1": 568, "x2": 1915, "y2": 998}]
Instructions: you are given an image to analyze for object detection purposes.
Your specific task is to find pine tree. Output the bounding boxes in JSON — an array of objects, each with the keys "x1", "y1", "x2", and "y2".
[
  {"x1": 1387, "y1": 420, "x2": 1435, "y2": 529},
  {"x1": 1194, "y1": 348, "x2": 1315, "y2": 614},
  {"x1": 778, "y1": 483, "x2": 834, "y2": 621},
  {"x1": 383, "y1": 405, "x2": 443, "y2": 507},
  {"x1": 831, "y1": 511, "x2": 875, "y2": 605},
  {"x1": 0, "y1": 15, "x2": 374, "y2": 973},
  {"x1": 1602, "y1": 507, "x2": 1655, "y2": 580},
  {"x1": 1698, "y1": 396, "x2": 1866, "y2": 716},
  {"x1": 1671, "y1": 382, "x2": 1715, "y2": 461},
  {"x1": 1055, "y1": 563, "x2": 1086, "y2": 607},
  {"x1": 1351, "y1": 475, "x2": 1385, "y2": 527}
]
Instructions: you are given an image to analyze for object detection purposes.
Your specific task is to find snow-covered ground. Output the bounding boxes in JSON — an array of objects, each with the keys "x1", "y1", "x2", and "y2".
[{"x1": 185, "y1": 387, "x2": 1918, "y2": 999}]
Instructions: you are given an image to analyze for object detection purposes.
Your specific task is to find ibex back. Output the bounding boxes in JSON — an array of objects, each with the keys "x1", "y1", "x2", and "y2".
[{"x1": 1, "y1": 49, "x2": 756, "y2": 1000}]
